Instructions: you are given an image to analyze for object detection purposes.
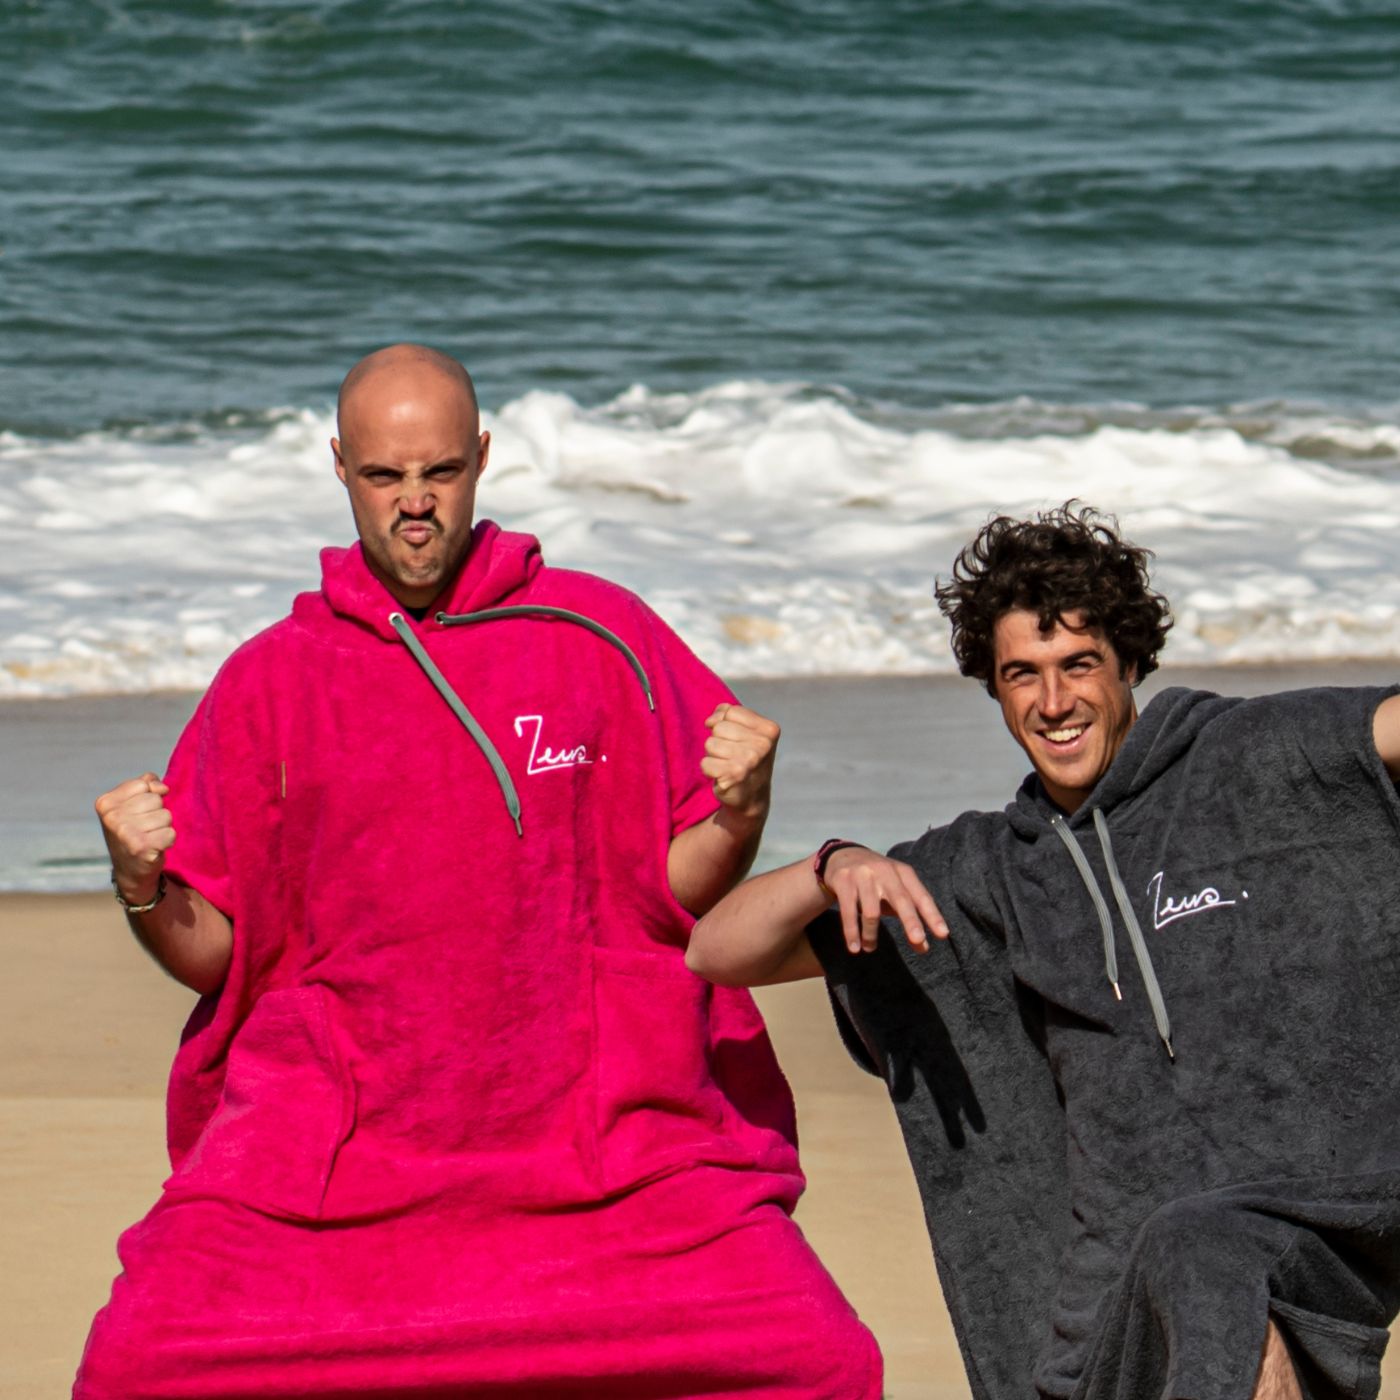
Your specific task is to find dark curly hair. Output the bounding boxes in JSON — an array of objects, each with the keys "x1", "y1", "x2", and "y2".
[{"x1": 935, "y1": 502, "x2": 1172, "y2": 694}]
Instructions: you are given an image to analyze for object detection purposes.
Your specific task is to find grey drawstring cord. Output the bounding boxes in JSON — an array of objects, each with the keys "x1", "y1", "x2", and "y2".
[
  {"x1": 1051, "y1": 814, "x2": 1121, "y2": 1000},
  {"x1": 390, "y1": 605, "x2": 657, "y2": 839},
  {"x1": 1051, "y1": 809, "x2": 1175, "y2": 1059},
  {"x1": 389, "y1": 612, "x2": 524, "y2": 837},
  {"x1": 1092, "y1": 809, "x2": 1173, "y2": 1060},
  {"x1": 436, "y1": 606, "x2": 655, "y2": 712}
]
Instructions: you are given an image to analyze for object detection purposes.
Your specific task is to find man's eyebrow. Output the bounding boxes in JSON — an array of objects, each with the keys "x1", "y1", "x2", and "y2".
[
  {"x1": 356, "y1": 458, "x2": 469, "y2": 473},
  {"x1": 998, "y1": 646, "x2": 1104, "y2": 676}
]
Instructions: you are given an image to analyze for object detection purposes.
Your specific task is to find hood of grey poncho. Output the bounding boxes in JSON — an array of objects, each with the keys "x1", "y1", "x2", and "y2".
[{"x1": 1002, "y1": 686, "x2": 1236, "y2": 1059}]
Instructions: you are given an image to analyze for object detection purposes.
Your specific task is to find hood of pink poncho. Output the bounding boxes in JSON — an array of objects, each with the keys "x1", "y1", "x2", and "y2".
[{"x1": 297, "y1": 519, "x2": 544, "y2": 641}]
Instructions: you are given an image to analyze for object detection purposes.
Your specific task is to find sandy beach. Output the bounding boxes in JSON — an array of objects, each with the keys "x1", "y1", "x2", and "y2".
[{"x1": 4, "y1": 664, "x2": 1399, "y2": 1396}]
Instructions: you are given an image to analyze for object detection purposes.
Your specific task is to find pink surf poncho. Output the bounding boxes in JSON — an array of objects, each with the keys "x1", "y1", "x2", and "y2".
[{"x1": 76, "y1": 522, "x2": 880, "y2": 1399}]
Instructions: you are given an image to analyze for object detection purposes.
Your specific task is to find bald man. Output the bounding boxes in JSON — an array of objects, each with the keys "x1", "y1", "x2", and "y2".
[{"x1": 76, "y1": 346, "x2": 880, "y2": 1399}]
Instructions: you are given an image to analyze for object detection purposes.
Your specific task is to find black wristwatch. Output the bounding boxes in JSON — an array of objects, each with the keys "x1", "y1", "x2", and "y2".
[{"x1": 812, "y1": 839, "x2": 866, "y2": 898}]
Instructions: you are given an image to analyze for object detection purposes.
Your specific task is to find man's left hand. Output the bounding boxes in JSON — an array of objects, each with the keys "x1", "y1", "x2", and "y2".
[{"x1": 701, "y1": 703, "x2": 780, "y2": 817}]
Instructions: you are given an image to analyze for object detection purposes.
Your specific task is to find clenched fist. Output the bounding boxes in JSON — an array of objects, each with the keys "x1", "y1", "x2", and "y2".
[
  {"x1": 96, "y1": 772, "x2": 176, "y2": 905},
  {"x1": 701, "y1": 703, "x2": 780, "y2": 817}
]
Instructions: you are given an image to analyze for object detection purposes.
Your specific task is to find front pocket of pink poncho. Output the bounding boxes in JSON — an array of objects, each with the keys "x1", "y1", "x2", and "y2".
[
  {"x1": 163, "y1": 985, "x2": 356, "y2": 1220},
  {"x1": 591, "y1": 946, "x2": 757, "y2": 1194}
]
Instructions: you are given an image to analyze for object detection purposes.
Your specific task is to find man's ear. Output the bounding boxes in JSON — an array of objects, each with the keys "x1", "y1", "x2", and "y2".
[
  {"x1": 476, "y1": 429, "x2": 491, "y2": 479},
  {"x1": 331, "y1": 437, "x2": 347, "y2": 486}
]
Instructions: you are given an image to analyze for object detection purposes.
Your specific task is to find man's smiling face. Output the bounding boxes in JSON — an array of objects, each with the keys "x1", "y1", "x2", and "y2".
[{"x1": 992, "y1": 607, "x2": 1138, "y2": 814}]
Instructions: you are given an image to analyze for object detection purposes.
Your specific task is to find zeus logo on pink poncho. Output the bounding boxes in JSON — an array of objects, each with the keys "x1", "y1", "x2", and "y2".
[{"x1": 513, "y1": 712, "x2": 599, "y2": 774}]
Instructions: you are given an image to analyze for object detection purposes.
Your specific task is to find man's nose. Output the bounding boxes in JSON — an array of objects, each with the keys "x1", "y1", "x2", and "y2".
[
  {"x1": 399, "y1": 486, "x2": 435, "y2": 516},
  {"x1": 1037, "y1": 672, "x2": 1073, "y2": 718}
]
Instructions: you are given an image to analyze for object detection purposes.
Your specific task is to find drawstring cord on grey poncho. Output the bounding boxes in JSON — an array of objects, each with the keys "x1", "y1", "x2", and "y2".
[
  {"x1": 1051, "y1": 809, "x2": 1174, "y2": 1059},
  {"x1": 388, "y1": 606, "x2": 655, "y2": 839}
]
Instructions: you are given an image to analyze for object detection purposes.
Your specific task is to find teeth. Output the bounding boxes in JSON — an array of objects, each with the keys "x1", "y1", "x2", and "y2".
[{"x1": 1045, "y1": 726, "x2": 1085, "y2": 743}]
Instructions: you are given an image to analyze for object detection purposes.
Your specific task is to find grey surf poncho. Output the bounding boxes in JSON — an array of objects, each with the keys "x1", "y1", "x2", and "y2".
[{"x1": 813, "y1": 686, "x2": 1400, "y2": 1400}]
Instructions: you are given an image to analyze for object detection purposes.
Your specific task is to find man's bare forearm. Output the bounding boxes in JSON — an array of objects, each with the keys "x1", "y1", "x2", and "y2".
[
  {"x1": 685, "y1": 855, "x2": 828, "y2": 986},
  {"x1": 668, "y1": 702, "x2": 781, "y2": 916},
  {"x1": 687, "y1": 844, "x2": 948, "y2": 988},
  {"x1": 124, "y1": 879, "x2": 233, "y2": 996},
  {"x1": 99, "y1": 772, "x2": 234, "y2": 995},
  {"x1": 667, "y1": 803, "x2": 766, "y2": 916}
]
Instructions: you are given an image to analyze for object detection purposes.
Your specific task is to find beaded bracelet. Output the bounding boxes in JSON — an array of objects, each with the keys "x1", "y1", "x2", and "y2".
[{"x1": 112, "y1": 871, "x2": 167, "y2": 914}]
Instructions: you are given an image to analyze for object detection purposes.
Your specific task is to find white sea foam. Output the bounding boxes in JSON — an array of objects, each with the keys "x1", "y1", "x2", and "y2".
[{"x1": 3, "y1": 382, "x2": 1400, "y2": 697}]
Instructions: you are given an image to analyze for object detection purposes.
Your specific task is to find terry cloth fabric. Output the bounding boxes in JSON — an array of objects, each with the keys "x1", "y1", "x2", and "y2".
[
  {"x1": 812, "y1": 685, "x2": 1400, "y2": 1400},
  {"x1": 76, "y1": 521, "x2": 881, "y2": 1400}
]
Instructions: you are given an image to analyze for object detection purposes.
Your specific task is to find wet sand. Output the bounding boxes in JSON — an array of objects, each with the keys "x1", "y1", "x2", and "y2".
[{"x1": 3, "y1": 664, "x2": 1398, "y2": 1396}]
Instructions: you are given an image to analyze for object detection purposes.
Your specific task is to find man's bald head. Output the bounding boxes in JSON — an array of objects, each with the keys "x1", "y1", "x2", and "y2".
[
  {"x1": 331, "y1": 344, "x2": 491, "y2": 610},
  {"x1": 337, "y1": 344, "x2": 479, "y2": 446}
]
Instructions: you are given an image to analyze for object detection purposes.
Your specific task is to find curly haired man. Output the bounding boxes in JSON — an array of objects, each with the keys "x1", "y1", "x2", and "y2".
[{"x1": 688, "y1": 504, "x2": 1400, "y2": 1400}]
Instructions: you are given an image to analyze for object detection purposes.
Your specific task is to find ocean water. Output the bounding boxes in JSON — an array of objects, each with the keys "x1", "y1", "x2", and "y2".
[{"x1": 4, "y1": 0, "x2": 1400, "y2": 698}]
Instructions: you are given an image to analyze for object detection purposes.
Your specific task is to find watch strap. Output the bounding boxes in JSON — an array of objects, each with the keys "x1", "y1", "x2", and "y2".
[{"x1": 813, "y1": 839, "x2": 866, "y2": 897}]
